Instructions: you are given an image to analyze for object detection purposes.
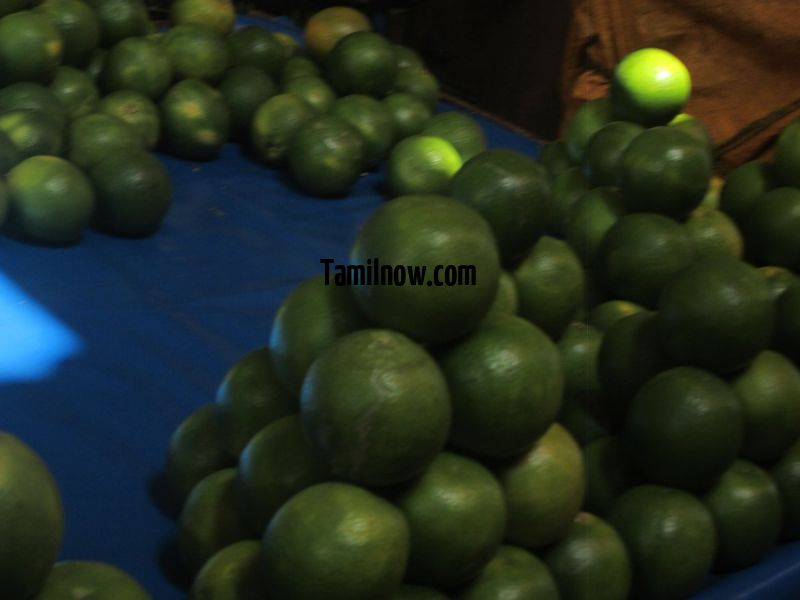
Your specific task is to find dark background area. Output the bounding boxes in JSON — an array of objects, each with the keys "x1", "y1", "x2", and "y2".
[{"x1": 151, "y1": 0, "x2": 572, "y2": 140}]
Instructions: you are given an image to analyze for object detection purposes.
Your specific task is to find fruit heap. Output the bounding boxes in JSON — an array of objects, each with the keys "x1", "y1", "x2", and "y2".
[
  {"x1": 243, "y1": 5, "x2": 482, "y2": 198},
  {"x1": 0, "y1": 0, "x2": 178, "y2": 244},
  {"x1": 0, "y1": 0, "x2": 489, "y2": 244},
  {"x1": 163, "y1": 45, "x2": 800, "y2": 599},
  {"x1": 0, "y1": 432, "x2": 152, "y2": 598}
]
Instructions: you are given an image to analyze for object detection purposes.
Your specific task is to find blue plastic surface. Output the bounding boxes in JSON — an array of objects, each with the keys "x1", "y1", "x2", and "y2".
[{"x1": 0, "y1": 14, "x2": 798, "y2": 600}]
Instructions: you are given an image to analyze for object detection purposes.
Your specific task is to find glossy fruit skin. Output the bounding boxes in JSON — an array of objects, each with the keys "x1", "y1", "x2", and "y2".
[
  {"x1": 163, "y1": 24, "x2": 230, "y2": 85},
  {"x1": 392, "y1": 452, "x2": 507, "y2": 589},
  {"x1": 611, "y1": 48, "x2": 691, "y2": 126},
  {"x1": 731, "y1": 350, "x2": 800, "y2": 463},
  {"x1": 350, "y1": 194, "x2": 501, "y2": 344},
  {"x1": 98, "y1": 90, "x2": 161, "y2": 149},
  {"x1": 286, "y1": 115, "x2": 365, "y2": 197},
  {"x1": 441, "y1": 314, "x2": 564, "y2": 459},
  {"x1": 68, "y1": 112, "x2": 143, "y2": 169},
  {"x1": 189, "y1": 540, "x2": 266, "y2": 600},
  {"x1": 746, "y1": 187, "x2": 800, "y2": 271},
  {"x1": 250, "y1": 93, "x2": 315, "y2": 165},
  {"x1": 268, "y1": 274, "x2": 365, "y2": 396},
  {"x1": 262, "y1": 482, "x2": 410, "y2": 600},
  {"x1": 325, "y1": 31, "x2": 397, "y2": 98},
  {"x1": 160, "y1": 78, "x2": 230, "y2": 160},
  {"x1": 49, "y1": 66, "x2": 99, "y2": 120},
  {"x1": 88, "y1": 149, "x2": 172, "y2": 237},
  {"x1": 171, "y1": 0, "x2": 236, "y2": 36},
  {"x1": 236, "y1": 415, "x2": 329, "y2": 535},
  {"x1": 227, "y1": 25, "x2": 285, "y2": 77},
  {"x1": 103, "y1": 37, "x2": 173, "y2": 99},
  {"x1": 719, "y1": 160, "x2": 778, "y2": 224},
  {"x1": 496, "y1": 424, "x2": 586, "y2": 549},
  {"x1": 512, "y1": 235, "x2": 584, "y2": 339},
  {"x1": 0, "y1": 11, "x2": 63, "y2": 86},
  {"x1": 0, "y1": 433, "x2": 65, "y2": 600},
  {"x1": 581, "y1": 120, "x2": 644, "y2": 187},
  {"x1": 387, "y1": 134, "x2": 462, "y2": 196},
  {"x1": 423, "y1": 111, "x2": 486, "y2": 161},
  {"x1": 597, "y1": 212, "x2": 695, "y2": 308},
  {"x1": 543, "y1": 512, "x2": 633, "y2": 600},
  {"x1": 165, "y1": 404, "x2": 233, "y2": 509},
  {"x1": 454, "y1": 545, "x2": 560, "y2": 600},
  {"x1": 624, "y1": 366, "x2": 743, "y2": 491},
  {"x1": 564, "y1": 97, "x2": 613, "y2": 162},
  {"x1": 37, "y1": 0, "x2": 101, "y2": 67},
  {"x1": 303, "y1": 6, "x2": 372, "y2": 62},
  {"x1": 331, "y1": 94, "x2": 394, "y2": 168},
  {"x1": 566, "y1": 186, "x2": 626, "y2": 267},
  {"x1": 617, "y1": 127, "x2": 711, "y2": 217},
  {"x1": 300, "y1": 329, "x2": 451, "y2": 486},
  {"x1": 608, "y1": 485, "x2": 716, "y2": 600},
  {"x1": 213, "y1": 347, "x2": 296, "y2": 458},
  {"x1": 452, "y1": 149, "x2": 550, "y2": 262},
  {"x1": 657, "y1": 256, "x2": 775, "y2": 374},
  {"x1": 6, "y1": 155, "x2": 95, "y2": 244},
  {"x1": 702, "y1": 460, "x2": 783, "y2": 572},
  {"x1": 35, "y1": 561, "x2": 151, "y2": 600},
  {"x1": 177, "y1": 468, "x2": 250, "y2": 576},
  {"x1": 598, "y1": 311, "x2": 672, "y2": 421}
]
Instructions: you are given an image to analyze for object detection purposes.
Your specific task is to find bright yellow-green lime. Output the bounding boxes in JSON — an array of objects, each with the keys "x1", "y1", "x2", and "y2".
[{"x1": 611, "y1": 48, "x2": 691, "y2": 126}]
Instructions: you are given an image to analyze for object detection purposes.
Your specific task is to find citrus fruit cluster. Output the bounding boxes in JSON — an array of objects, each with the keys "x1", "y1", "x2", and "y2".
[
  {"x1": 162, "y1": 46, "x2": 800, "y2": 599},
  {"x1": 0, "y1": 0, "x2": 177, "y2": 244},
  {"x1": 0, "y1": 432, "x2": 152, "y2": 598},
  {"x1": 250, "y1": 6, "x2": 483, "y2": 198}
]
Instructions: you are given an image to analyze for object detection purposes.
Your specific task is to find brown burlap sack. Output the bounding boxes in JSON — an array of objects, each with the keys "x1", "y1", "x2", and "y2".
[{"x1": 561, "y1": 0, "x2": 800, "y2": 173}]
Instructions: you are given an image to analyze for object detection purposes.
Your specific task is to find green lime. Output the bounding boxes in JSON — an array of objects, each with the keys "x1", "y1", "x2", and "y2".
[
  {"x1": 268, "y1": 274, "x2": 365, "y2": 396},
  {"x1": 300, "y1": 329, "x2": 450, "y2": 486},
  {"x1": 657, "y1": 256, "x2": 775, "y2": 373},
  {"x1": 512, "y1": 235, "x2": 584, "y2": 339},
  {"x1": 189, "y1": 540, "x2": 266, "y2": 600},
  {"x1": 98, "y1": 90, "x2": 160, "y2": 149},
  {"x1": 566, "y1": 186, "x2": 626, "y2": 267},
  {"x1": 392, "y1": 452, "x2": 506, "y2": 588},
  {"x1": 440, "y1": 314, "x2": 564, "y2": 458},
  {"x1": 387, "y1": 134, "x2": 462, "y2": 196},
  {"x1": 625, "y1": 366, "x2": 743, "y2": 490},
  {"x1": 597, "y1": 212, "x2": 695, "y2": 307},
  {"x1": 581, "y1": 120, "x2": 644, "y2": 186},
  {"x1": 608, "y1": 485, "x2": 715, "y2": 599},
  {"x1": 422, "y1": 111, "x2": 486, "y2": 162},
  {"x1": 349, "y1": 194, "x2": 501, "y2": 343},
  {"x1": 263, "y1": 482, "x2": 409, "y2": 600},
  {"x1": 214, "y1": 348, "x2": 296, "y2": 459},
  {"x1": 543, "y1": 512, "x2": 632, "y2": 600},
  {"x1": 6, "y1": 155, "x2": 94, "y2": 244},
  {"x1": 236, "y1": 415, "x2": 328, "y2": 535},
  {"x1": 702, "y1": 460, "x2": 783, "y2": 571},
  {"x1": 326, "y1": 31, "x2": 397, "y2": 97},
  {"x1": 452, "y1": 148, "x2": 549, "y2": 262},
  {"x1": 287, "y1": 114, "x2": 365, "y2": 196},
  {"x1": 165, "y1": 404, "x2": 233, "y2": 510},
  {"x1": 611, "y1": 48, "x2": 691, "y2": 126},
  {"x1": 618, "y1": 126, "x2": 711, "y2": 217},
  {"x1": 496, "y1": 423, "x2": 585, "y2": 548},
  {"x1": 331, "y1": 94, "x2": 394, "y2": 169}
]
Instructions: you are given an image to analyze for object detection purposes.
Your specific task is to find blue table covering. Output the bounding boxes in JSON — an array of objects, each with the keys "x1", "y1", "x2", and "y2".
[{"x1": 1, "y1": 14, "x2": 798, "y2": 600}]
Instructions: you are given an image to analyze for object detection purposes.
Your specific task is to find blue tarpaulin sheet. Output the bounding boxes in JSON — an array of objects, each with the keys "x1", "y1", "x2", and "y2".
[{"x1": 0, "y1": 14, "x2": 797, "y2": 600}]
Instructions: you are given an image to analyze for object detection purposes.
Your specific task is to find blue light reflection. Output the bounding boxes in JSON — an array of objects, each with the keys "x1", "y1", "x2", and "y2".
[{"x1": 0, "y1": 270, "x2": 82, "y2": 382}]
